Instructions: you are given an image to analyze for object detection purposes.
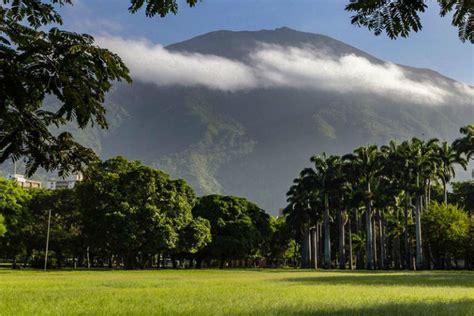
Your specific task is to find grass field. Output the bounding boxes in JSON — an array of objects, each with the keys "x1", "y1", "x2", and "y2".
[{"x1": 0, "y1": 269, "x2": 473, "y2": 315}]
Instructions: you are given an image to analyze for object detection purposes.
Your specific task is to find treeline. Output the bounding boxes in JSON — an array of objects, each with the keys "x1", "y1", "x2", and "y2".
[
  {"x1": 0, "y1": 157, "x2": 294, "y2": 269},
  {"x1": 0, "y1": 126, "x2": 473, "y2": 270},
  {"x1": 285, "y1": 125, "x2": 474, "y2": 270}
]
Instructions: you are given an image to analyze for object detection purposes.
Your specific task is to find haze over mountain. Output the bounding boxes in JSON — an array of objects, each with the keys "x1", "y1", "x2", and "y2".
[{"x1": 6, "y1": 27, "x2": 473, "y2": 213}]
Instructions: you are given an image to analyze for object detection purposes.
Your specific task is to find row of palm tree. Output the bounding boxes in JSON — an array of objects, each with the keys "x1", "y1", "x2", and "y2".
[{"x1": 285, "y1": 125, "x2": 473, "y2": 270}]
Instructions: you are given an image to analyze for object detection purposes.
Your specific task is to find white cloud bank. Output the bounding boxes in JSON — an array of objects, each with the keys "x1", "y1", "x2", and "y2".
[{"x1": 98, "y1": 37, "x2": 474, "y2": 106}]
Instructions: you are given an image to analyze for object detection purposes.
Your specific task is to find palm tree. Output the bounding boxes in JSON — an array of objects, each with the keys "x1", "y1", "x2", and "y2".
[
  {"x1": 408, "y1": 138, "x2": 439, "y2": 269},
  {"x1": 436, "y1": 141, "x2": 468, "y2": 204},
  {"x1": 309, "y1": 154, "x2": 345, "y2": 268},
  {"x1": 343, "y1": 145, "x2": 381, "y2": 270},
  {"x1": 453, "y1": 125, "x2": 474, "y2": 161},
  {"x1": 285, "y1": 175, "x2": 318, "y2": 268},
  {"x1": 382, "y1": 140, "x2": 413, "y2": 269}
]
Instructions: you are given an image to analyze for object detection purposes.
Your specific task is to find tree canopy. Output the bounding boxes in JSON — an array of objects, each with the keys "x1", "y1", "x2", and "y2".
[
  {"x1": 76, "y1": 156, "x2": 206, "y2": 268},
  {"x1": 285, "y1": 125, "x2": 473, "y2": 270},
  {"x1": 346, "y1": 0, "x2": 473, "y2": 43},
  {"x1": 0, "y1": 0, "x2": 201, "y2": 176},
  {"x1": 192, "y1": 195, "x2": 272, "y2": 268},
  {"x1": 422, "y1": 202, "x2": 470, "y2": 268}
]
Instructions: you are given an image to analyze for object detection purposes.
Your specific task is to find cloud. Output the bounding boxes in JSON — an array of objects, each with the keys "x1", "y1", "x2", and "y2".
[
  {"x1": 97, "y1": 36, "x2": 474, "y2": 106},
  {"x1": 251, "y1": 45, "x2": 450, "y2": 104},
  {"x1": 97, "y1": 37, "x2": 256, "y2": 91}
]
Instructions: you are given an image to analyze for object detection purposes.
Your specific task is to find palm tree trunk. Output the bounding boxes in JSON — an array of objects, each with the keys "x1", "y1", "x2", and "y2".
[
  {"x1": 394, "y1": 234, "x2": 401, "y2": 269},
  {"x1": 318, "y1": 223, "x2": 323, "y2": 264},
  {"x1": 323, "y1": 193, "x2": 331, "y2": 268},
  {"x1": 356, "y1": 210, "x2": 363, "y2": 269},
  {"x1": 380, "y1": 210, "x2": 386, "y2": 269},
  {"x1": 311, "y1": 227, "x2": 318, "y2": 269},
  {"x1": 372, "y1": 214, "x2": 377, "y2": 269},
  {"x1": 403, "y1": 195, "x2": 410, "y2": 269},
  {"x1": 415, "y1": 195, "x2": 424, "y2": 269},
  {"x1": 348, "y1": 214, "x2": 353, "y2": 270},
  {"x1": 366, "y1": 200, "x2": 374, "y2": 269},
  {"x1": 338, "y1": 208, "x2": 346, "y2": 269},
  {"x1": 301, "y1": 228, "x2": 311, "y2": 268}
]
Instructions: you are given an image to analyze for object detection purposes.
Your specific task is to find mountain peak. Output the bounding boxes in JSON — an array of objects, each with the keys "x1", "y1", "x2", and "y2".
[
  {"x1": 166, "y1": 27, "x2": 379, "y2": 63},
  {"x1": 274, "y1": 26, "x2": 294, "y2": 32}
]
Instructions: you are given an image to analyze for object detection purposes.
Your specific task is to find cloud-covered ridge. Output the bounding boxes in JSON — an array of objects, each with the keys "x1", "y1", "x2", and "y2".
[{"x1": 98, "y1": 37, "x2": 474, "y2": 106}]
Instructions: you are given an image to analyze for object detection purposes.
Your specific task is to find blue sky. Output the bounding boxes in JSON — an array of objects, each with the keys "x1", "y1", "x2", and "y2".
[{"x1": 62, "y1": 0, "x2": 473, "y2": 84}]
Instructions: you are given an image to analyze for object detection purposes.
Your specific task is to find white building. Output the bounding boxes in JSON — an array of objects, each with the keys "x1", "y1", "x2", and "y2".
[
  {"x1": 46, "y1": 173, "x2": 83, "y2": 190},
  {"x1": 7, "y1": 174, "x2": 42, "y2": 189}
]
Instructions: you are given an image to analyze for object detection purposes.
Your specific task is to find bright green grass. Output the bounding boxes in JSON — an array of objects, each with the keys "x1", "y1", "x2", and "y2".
[{"x1": 0, "y1": 269, "x2": 473, "y2": 315}]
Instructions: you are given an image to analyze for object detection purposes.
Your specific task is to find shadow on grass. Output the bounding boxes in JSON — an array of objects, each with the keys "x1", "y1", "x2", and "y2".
[
  {"x1": 279, "y1": 271, "x2": 474, "y2": 288},
  {"x1": 255, "y1": 299, "x2": 474, "y2": 315}
]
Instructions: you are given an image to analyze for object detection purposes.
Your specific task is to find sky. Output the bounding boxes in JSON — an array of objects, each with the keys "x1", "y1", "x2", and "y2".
[{"x1": 61, "y1": 0, "x2": 474, "y2": 85}]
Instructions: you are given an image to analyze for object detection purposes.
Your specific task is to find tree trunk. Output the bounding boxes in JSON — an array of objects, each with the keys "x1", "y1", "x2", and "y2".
[
  {"x1": 338, "y1": 209, "x2": 346, "y2": 269},
  {"x1": 323, "y1": 193, "x2": 331, "y2": 269},
  {"x1": 311, "y1": 227, "x2": 318, "y2": 269},
  {"x1": 403, "y1": 196, "x2": 410, "y2": 269},
  {"x1": 355, "y1": 210, "x2": 364, "y2": 269},
  {"x1": 366, "y1": 191, "x2": 374, "y2": 270},
  {"x1": 318, "y1": 223, "x2": 323, "y2": 264},
  {"x1": 415, "y1": 195, "x2": 424, "y2": 269},
  {"x1": 301, "y1": 228, "x2": 311, "y2": 268},
  {"x1": 348, "y1": 214, "x2": 353, "y2": 270},
  {"x1": 372, "y1": 214, "x2": 377, "y2": 269},
  {"x1": 86, "y1": 246, "x2": 91, "y2": 269},
  {"x1": 379, "y1": 209, "x2": 385, "y2": 269},
  {"x1": 394, "y1": 234, "x2": 401, "y2": 270},
  {"x1": 23, "y1": 248, "x2": 31, "y2": 268},
  {"x1": 394, "y1": 208, "x2": 401, "y2": 269}
]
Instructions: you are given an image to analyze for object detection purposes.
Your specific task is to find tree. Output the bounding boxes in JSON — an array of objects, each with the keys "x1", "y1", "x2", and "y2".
[
  {"x1": 451, "y1": 181, "x2": 474, "y2": 216},
  {"x1": 436, "y1": 142, "x2": 467, "y2": 203},
  {"x1": 285, "y1": 173, "x2": 320, "y2": 268},
  {"x1": 129, "y1": 0, "x2": 200, "y2": 17},
  {"x1": 381, "y1": 140, "x2": 412, "y2": 269},
  {"x1": 27, "y1": 188, "x2": 82, "y2": 268},
  {"x1": 76, "y1": 156, "x2": 198, "y2": 268},
  {"x1": 454, "y1": 125, "x2": 474, "y2": 161},
  {"x1": 407, "y1": 138, "x2": 440, "y2": 269},
  {"x1": 0, "y1": 1, "x2": 130, "y2": 175},
  {"x1": 171, "y1": 217, "x2": 211, "y2": 267},
  {"x1": 266, "y1": 216, "x2": 295, "y2": 267},
  {"x1": 0, "y1": 178, "x2": 32, "y2": 267},
  {"x1": 284, "y1": 126, "x2": 472, "y2": 271},
  {"x1": 309, "y1": 154, "x2": 345, "y2": 268},
  {"x1": 346, "y1": 0, "x2": 474, "y2": 43},
  {"x1": 0, "y1": 0, "x2": 202, "y2": 176},
  {"x1": 422, "y1": 202, "x2": 470, "y2": 269},
  {"x1": 343, "y1": 145, "x2": 382, "y2": 270},
  {"x1": 192, "y1": 195, "x2": 271, "y2": 268}
]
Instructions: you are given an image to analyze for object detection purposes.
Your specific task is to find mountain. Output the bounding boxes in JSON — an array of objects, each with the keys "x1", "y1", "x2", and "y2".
[{"x1": 4, "y1": 27, "x2": 473, "y2": 213}]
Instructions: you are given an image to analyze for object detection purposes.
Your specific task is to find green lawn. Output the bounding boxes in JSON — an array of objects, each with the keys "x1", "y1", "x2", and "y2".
[{"x1": 0, "y1": 269, "x2": 473, "y2": 315}]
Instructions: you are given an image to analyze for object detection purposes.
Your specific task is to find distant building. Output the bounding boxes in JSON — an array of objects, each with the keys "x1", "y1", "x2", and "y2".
[
  {"x1": 7, "y1": 174, "x2": 42, "y2": 189},
  {"x1": 46, "y1": 173, "x2": 83, "y2": 190}
]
